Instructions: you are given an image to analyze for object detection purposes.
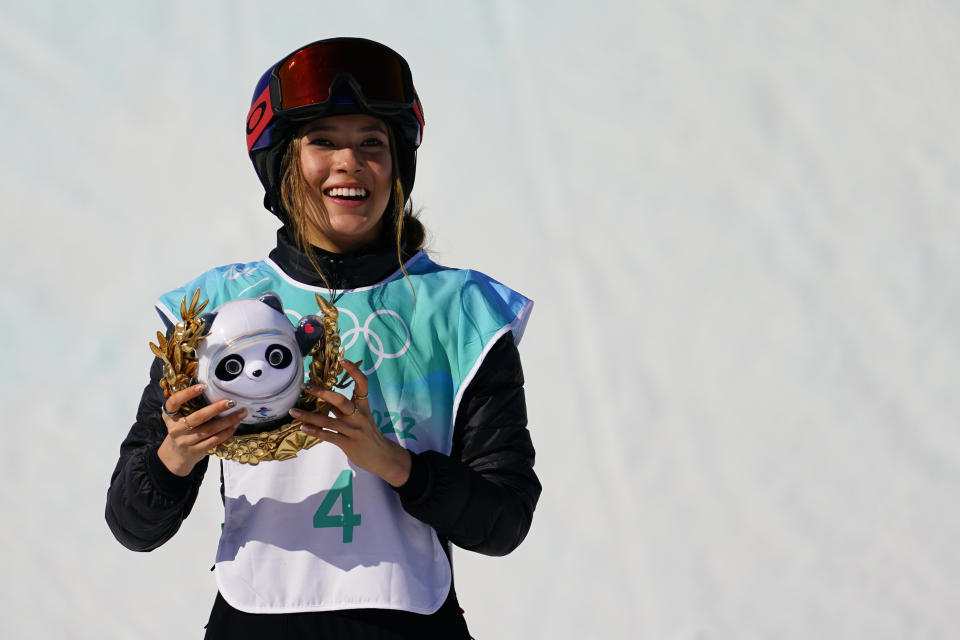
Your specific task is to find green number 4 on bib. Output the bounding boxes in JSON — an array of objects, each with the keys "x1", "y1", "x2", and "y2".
[{"x1": 313, "y1": 470, "x2": 362, "y2": 543}]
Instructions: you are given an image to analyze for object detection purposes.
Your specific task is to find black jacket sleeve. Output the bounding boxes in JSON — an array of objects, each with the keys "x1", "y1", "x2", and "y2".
[
  {"x1": 105, "y1": 358, "x2": 209, "y2": 551},
  {"x1": 393, "y1": 332, "x2": 540, "y2": 556}
]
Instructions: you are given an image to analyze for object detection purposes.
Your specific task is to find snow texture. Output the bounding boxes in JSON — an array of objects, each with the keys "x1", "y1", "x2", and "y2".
[{"x1": 2, "y1": 1, "x2": 958, "y2": 638}]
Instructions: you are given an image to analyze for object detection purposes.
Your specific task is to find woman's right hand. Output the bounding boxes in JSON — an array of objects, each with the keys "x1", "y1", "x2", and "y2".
[{"x1": 157, "y1": 384, "x2": 246, "y2": 476}]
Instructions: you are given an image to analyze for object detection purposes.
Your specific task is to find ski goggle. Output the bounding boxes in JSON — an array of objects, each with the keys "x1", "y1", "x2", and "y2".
[{"x1": 246, "y1": 38, "x2": 424, "y2": 152}]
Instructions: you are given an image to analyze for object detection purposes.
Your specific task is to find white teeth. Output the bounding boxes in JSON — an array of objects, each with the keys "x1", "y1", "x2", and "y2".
[{"x1": 327, "y1": 187, "x2": 368, "y2": 198}]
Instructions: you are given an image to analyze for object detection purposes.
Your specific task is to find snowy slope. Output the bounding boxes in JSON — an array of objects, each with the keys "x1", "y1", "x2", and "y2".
[{"x1": 2, "y1": 1, "x2": 959, "y2": 638}]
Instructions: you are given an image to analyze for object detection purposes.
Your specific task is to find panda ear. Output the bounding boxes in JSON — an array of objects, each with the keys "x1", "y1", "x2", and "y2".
[
  {"x1": 296, "y1": 314, "x2": 326, "y2": 356},
  {"x1": 258, "y1": 291, "x2": 284, "y2": 314},
  {"x1": 198, "y1": 312, "x2": 218, "y2": 336}
]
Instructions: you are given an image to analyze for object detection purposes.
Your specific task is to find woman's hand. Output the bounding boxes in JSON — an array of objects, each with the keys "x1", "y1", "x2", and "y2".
[
  {"x1": 291, "y1": 359, "x2": 412, "y2": 487},
  {"x1": 157, "y1": 384, "x2": 246, "y2": 476}
]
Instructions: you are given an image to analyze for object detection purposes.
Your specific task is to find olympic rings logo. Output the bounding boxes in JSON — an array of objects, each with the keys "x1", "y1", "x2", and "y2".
[
  {"x1": 338, "y1": 309, "x2": 411, "y2": 374},
  {"x1": 283, "y1": 306, "x2": 410, "y2": 374}
]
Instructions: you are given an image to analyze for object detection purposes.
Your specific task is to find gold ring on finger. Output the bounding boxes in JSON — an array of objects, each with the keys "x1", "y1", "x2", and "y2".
[{"x1": 352, "y1": 392, "x2": 368, "y2": 401}]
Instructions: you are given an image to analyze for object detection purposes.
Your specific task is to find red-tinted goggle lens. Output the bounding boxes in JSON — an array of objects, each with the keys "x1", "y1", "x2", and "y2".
[{"x1": 274, "y1": 40, "x2": 411, "y2": 110}]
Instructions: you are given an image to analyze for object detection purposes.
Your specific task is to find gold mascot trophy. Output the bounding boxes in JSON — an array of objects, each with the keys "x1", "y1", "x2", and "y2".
[{"x1": 149, "y1": 288, "x2": 349, "y2": 465}]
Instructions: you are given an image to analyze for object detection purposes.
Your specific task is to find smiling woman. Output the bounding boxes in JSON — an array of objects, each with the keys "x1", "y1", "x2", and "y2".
[
  {"x1": 289, "y1": 114, "x2": 395, "y2": 253},
  {"x1": 105, "y1": 37, "x2": 539, "y2": 640}
]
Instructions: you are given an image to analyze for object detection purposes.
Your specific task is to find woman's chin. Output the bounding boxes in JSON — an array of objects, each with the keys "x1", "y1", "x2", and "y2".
[{"x1": 308, "y1": 224, "x2": 382, "y2": 253}]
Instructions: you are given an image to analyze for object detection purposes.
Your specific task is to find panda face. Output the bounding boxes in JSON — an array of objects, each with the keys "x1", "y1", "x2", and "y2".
[
  {"x1": 215, "y1": 343, "x2": 293, "y2": 381},
  {"x1": 208, "y1": 332, "x2": 300, "y2": 400},
  {"x1": 195, "y1": 294, "x2": 311, "y2": 425}
]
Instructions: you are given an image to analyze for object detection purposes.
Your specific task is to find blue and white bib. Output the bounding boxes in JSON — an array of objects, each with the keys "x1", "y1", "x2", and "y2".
[{"x1": 156, "y1": 251, "x2": 532, "y2": 614}]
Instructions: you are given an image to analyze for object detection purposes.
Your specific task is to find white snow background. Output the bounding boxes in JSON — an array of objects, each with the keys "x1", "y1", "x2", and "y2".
[{"x1": 2, "y1": 1, "x2": 959, "y2": 638}]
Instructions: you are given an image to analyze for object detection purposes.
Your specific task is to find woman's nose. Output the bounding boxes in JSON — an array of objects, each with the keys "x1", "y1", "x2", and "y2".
[{"x1": 333, "y1": 146, "x2": 361, "y2": 172}]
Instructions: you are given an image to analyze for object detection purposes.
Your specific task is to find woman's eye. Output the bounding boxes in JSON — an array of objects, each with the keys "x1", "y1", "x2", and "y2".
[
  {"x1": 309, "y1": 137, "x2": 333, "y2": 147},
  {"x1": 361, "y1": 137, "x2": 385, "y2": 147}
]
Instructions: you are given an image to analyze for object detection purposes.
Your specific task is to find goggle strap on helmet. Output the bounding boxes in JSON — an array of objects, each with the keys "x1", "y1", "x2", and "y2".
[
  {"x1": 246, "y1": 85, "x2": 274, "y2": 153},
  {"x1": 412, "y1": 91, "x2": 424, "y2": 143}
]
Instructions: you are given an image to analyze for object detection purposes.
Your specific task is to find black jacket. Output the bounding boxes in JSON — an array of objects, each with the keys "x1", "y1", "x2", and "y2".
[{"x1": 105, "y1": 229, "x2": 540, "y2": 637}]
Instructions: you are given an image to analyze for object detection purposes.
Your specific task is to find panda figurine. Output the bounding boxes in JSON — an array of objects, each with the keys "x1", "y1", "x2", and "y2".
[{"x1": 195, "y1": 292, "x2": 325, "y2": 428}]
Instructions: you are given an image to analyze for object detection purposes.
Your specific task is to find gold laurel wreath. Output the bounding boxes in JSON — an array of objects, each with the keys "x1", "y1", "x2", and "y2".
[{"x1": 149, "y1": 288, "x2": 348, "y2": 465}]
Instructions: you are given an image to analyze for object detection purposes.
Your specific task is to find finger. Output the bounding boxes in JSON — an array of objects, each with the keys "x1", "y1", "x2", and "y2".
[
  {"x1": 339, "y1": 358, "x2": 369, "y2": 400},
  {"x1": 291, "y1": 408, "x2": 335, "y2": 429},
  {"x1": 165, "y1": 383, "x2": 207, "y2": 413},
  {"x1": 183, "y1": 408, "x2": 247, "y2": 443},
  {"x1": 299, "y1": 422, "x2": 345, "y2": 446},
  {"x1": 194, "y1": 417, "x2": 242, "y2": 450},
  {"x1": 290, "y1": 409, "x2": 359, "y2": 435},
  {"x1": 185, "y1": 398, "x2": 239, "y2": 427},
  {"x1": 307, "y1": 388, "x2": 355, "y2": 417},
  {"x1": 169, "y1": 398, "x2": 239, "y2": 437},
  {"x1": 185, "y1": 408, "x2": 246, "y2": 445},
  {"x1": 172, "y1": 406, "x2": 240, "y2": 443}
]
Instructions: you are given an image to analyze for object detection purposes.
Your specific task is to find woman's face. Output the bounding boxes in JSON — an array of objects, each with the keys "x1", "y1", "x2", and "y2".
[{"x1": 296, "y1": 114, "x2": 393, "y2": 253}]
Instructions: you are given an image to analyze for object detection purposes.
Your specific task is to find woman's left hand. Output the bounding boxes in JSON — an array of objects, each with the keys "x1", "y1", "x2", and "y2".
[{"x1": 291, "y1": 358, "x2": 412, "y2": 487}]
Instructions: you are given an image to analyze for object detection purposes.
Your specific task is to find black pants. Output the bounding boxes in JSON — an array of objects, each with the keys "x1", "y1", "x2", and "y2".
[{"x1": 204, "y1": 591, "x2": 473, "y2": 639}]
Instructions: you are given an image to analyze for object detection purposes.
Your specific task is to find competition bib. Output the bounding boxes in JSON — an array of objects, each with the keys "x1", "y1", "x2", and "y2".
[{"x1": 156, "y1": 252, "x2": 532, "y2": 613}]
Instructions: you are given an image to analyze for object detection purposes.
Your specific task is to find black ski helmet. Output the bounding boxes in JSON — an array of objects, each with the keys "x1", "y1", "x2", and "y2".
[{"x1": 245, "y1": 38, "x2": 425, "y2": 222}]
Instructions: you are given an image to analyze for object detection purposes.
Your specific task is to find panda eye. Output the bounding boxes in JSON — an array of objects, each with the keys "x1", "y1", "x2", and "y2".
[
  {"x1": 216, "y1": 355, "x2": 245, "y2": 381},
  {"x1": 265, "y1": 344, "x2": 293, "y2": 369}
]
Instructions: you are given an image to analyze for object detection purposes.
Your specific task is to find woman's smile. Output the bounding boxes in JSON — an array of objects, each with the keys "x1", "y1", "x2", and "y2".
[{"x1": 323, "y1": 183, "x2": 371, "y2": 203}]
